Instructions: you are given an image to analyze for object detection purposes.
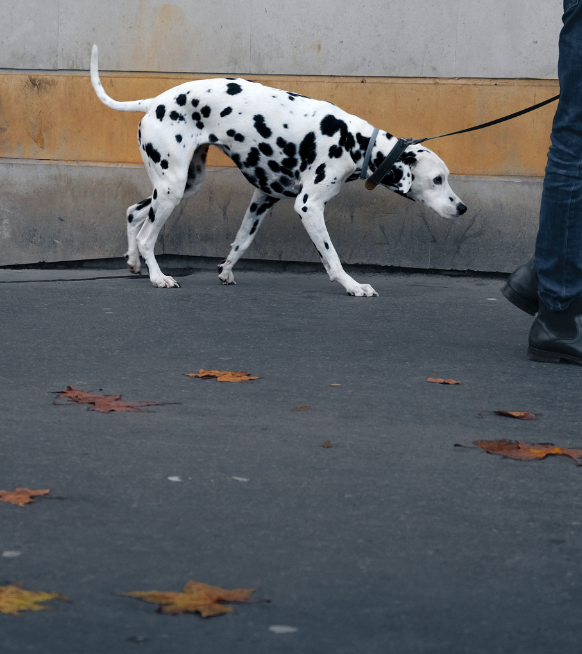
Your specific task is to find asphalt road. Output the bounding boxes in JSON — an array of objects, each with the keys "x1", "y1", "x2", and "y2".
[{"x1": 0, "y1": 265, "x2": 581, "y2": 654}]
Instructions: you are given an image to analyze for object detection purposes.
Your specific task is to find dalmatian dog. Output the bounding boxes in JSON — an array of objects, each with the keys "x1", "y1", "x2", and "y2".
[{"x1": 90, "y1": 45, "x2": 467, "y2": 296}]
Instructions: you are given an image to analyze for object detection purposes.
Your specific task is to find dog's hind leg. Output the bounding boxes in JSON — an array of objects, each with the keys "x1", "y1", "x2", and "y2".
[
  {"x1": 294, "y1": 191, "x2": 378, "y2": 297},
  {"x1": 217, "y1": 190, "x2": 279, "y2": 285},
  {"x1": 125, "y1": 197, "x2": 152, "y2": 274}
]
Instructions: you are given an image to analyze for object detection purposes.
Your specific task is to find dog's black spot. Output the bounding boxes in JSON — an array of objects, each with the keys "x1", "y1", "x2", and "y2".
[
  {"x1": 280, "y1": 164, "x2": 295, "y2": 177},
  {"x1": 196, "y1": 121, "x2": 204, "y2": 130},
  {"x1": 303, "y1": 194, "x2": 308, "y2": 203},
  {"x1": 249, "y1": 219, "x2": 259, "y2": 234},
  {"x1": 302, "y1": 206, "x2": 308, "y2": 212},
  {"x1": 283, "y1": 142, "x2": 296, "y2": 157},
  {"x1": 449, "y1": 197, "x2": 454, "y2": 202},
  {"x1": 254, "y1": 166, "x2": 268, "y2": 189},
  {"x1": 277, "y1": 137, "x2": 287, "y2": 149},
  {"x1": 136, "y1": 197, "x2": 152, "y2": 210},
  {"x1": 153, "y1": 189, "x2": 158, "y2": 200},
  {"x1": 271, "y1": 181, "x2": 283, "y2": 193},
  {"x1": 250, "y1": 203, "x2": 258, "y2": 212},
  {"x1": 191, "y1": 98, "x2": 199, "y2": 107},
  {"x1": 324, "y1": 241, "x2": 329, "y2": 249},
  {"x1": 381, "y1": 165, "x2": 403, "y2": 187},
  {"x1": 299, "y1": 132, "x2": 317, "y2": 171},
  {"x1": 156, "y1": 105, "x2": 166, "y2": 121},
  {"x1": 287, "y1": 94, "x2": 295, "y2": 101},
  {"x1": 148, "y1": 206, "x2": 156, "y2": 222},
  {"x1": 145, "y1": 143, "x2": 161, "y2": 164},
  {"x1": 138, "y1": 129, "x2": 141, "y2": 143},
  {"x1": 256, "y1": 197, "x2": 278, "y2": 215},
  {"x1": 169, "y1": 111, "x2": 185, "y2": 122},
  {"x1": 283, "y1": 123, "x2": 288, "y2": 128},
  {"x1": 234, "y1": 133, "x2": 244, "y2": 142},
  {"x1": 220, "y1": 106, "x2": 232, "y2": 117},
  {"x1": 259, "y1": 142, "x2": 273, "y2": 156},
  {"x1": 231, "y1": 153, "x2": 241, "y2": 166},
  {"x1": 227, "y1": 129, "x2": 236, "y2": 137},
  {"x1": 253, "y1": 115, "x2": 272, "y2": 139},
  {"x1": 201, "y1": 106, "x2": 211, "y2": 118},
  {"x1": 192, "y1": 112, "x2": 201, "y2": 121},
  {"x1": 245, "y1": 148, "x2": 260, "y2": 168},
  {"x1": 279, "y1": 175, "x2": 291, "y2": 187},
  {"x1": 176, "y1": 94, "x2": 187, "y2": 106},
  {"x1": 128, "y1": 213, "x2": 134, "y2": 223},
  {"x1": 328, "y1": 145, "x2": 343, "y2": 159},
  {"x1": 398, "y1": 151, "x2": 417, "y2": 166},
  {"x1": 208, "y1": 134, "x2": 218, "y2": 143},
  {"x1": 314, "y1": 163, "x2": 326, "y2": 184},
  {"x1": 226, "y1": 82, "x2": 243, "y2": 95},
  {"x1": 161, "y1": 159, "x2": 169, "y2": 170},
  {"x1": 175, "y1": 134, "x2": 183, "y2": 143},
  {"x1": 320, "y1": 114, "x2": 344, "y2": 137},
  {"x1": 350, "y1": 150, "x2": 362, "y2": 163},
  {"x1": 283, "y1": 190, "x2": 296, "y2": 197},
  {"x1": 384, "y1": 131, "x2": 394, "y2": 140},
  {"x1": 268, "y1": 160, "x2": 280, "y2": 172},
  {"x1": 356, "y1": 133, "x2": 370, "y2": 150}
]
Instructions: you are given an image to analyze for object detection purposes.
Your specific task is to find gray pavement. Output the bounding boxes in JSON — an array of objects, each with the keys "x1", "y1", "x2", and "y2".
[{"x1": 0, "y1": 265, "x2": 581, "y2": 654}]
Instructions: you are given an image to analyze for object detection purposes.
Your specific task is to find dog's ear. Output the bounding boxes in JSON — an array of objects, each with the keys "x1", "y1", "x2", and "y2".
[{"x1": 382, "y1": 162, "x2": 413, "y2": 194}]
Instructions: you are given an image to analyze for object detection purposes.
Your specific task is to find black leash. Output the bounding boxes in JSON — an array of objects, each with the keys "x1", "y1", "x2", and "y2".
[{"x1": 363, "y1": 93, "x2": 560, "y2": 190}]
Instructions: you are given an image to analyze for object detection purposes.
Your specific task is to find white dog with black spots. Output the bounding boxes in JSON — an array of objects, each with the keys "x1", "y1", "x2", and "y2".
[{"x1": 91, "y1": 45, "x2": 467, "y2": 296}]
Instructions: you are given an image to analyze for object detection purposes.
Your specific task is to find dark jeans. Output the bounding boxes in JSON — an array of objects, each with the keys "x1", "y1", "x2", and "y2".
[{"x1": 535, "y1": 0, "x2": 582, "y2": 311}]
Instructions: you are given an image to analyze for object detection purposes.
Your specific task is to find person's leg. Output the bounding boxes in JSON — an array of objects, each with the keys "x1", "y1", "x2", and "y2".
[{"x1": 535, "y1": 0, "x2": 582, "y2": 310}]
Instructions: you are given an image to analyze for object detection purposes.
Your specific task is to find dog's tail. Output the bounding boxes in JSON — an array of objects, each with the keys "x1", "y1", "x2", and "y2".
[{"x1": 90, "y1": 45, "x2": 154, "y2": 113}]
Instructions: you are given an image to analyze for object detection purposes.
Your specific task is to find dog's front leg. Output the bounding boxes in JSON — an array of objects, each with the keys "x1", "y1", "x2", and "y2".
[
  {"x1": 218, "y1": 190, "x2": 279, "y2": 285},
  {"x1": 294, "y1": 194, "x2": 378, "y2": 297}
]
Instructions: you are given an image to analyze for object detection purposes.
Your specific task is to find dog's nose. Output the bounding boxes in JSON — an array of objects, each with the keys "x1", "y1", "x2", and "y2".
[{"x1": 457, "y1": 202, "x2": 467, "y2": 215}]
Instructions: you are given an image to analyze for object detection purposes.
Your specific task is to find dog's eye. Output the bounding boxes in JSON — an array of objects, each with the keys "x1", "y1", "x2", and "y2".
[{"x1": 433, "y1": 176, "x2": 443, "y2": 185}]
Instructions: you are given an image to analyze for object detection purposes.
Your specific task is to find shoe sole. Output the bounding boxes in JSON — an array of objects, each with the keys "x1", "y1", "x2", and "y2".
[
  {"x1": 501, "y1": 283, "x2": 538, "y2": 316},
  {"x1": 528, "y1": 347, "x2": 582, "y2": 365}
]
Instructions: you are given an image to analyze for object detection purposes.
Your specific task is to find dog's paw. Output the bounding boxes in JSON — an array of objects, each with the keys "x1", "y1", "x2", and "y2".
[
  {"x1": 346, "y1": 283, "x2": 379, "y2": 297},
  {"x1": 151, "y1": 275, "x2": 180, "y2": 288},
  {"x1": 218, "y1": 270, "x2": 236, "y2": 285},
  {"x1": 124, "y1": 253, "x2": 141, "y2": 275}
]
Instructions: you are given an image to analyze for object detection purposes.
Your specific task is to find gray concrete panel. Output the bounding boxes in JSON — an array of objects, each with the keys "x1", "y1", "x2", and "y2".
[
  {"x1": 455, "y1": 0, "x2": 561, "y2": 79},
  {"x1": 0, "y1": 0, "x2": 59, "y2": 69},
  {"x1": 56, "y1": 0, "x2": 252, "y2": 73},
  {"x1": 2, "y1": 0, "x2": 560, "y2": 79},
  {"x1": 0, "y1": 161, "x2": 539, "y2": 273}
]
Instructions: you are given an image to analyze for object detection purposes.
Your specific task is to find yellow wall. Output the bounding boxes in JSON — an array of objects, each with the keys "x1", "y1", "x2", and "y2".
[{"x1": 0, "y1": 72, "x2": 558, "y2": 177}]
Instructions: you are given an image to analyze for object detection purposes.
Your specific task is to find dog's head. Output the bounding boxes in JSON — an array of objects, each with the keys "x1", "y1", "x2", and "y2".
[{"x1": 374, "y1": 138, "x2": 467, "y2": 219}]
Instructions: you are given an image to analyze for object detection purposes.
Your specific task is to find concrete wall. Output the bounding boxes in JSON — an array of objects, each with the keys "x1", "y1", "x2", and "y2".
[{"x1": 0, "y1": 0, "x2": 565, "y2": 272}]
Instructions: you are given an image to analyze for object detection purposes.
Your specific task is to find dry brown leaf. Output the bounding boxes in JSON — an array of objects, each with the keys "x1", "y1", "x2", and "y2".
[
  {"x1": 124, "y1": 580, "x2": 255, "y2": 617},
  {"x1": 54, "y1": 386, "x2": 162, "y2": 413},
  {"x1": 427, "y1": 378, "x2": 461, "y2": 385},
  {"x1": 322, "y1": 440, "x2": 332, "y2": 448},
  {"x1": 473, "y1": 439, "x2": 582, "y2": 465},
  {"x1": 185, "y1": 370, "x2": 259, "y2": 383},
  {"x1": 0, "y1": 584, "x2": 68, "y2": 615},
  {"x1": 0, "y1": 488, "x2": 50, "y2": 507},
  {"x1": 495, "y1": 409, "x2": 537, "y2": 421},
  {"x1": 293, "y1": 405, "x2": 310, "y2": 411}
]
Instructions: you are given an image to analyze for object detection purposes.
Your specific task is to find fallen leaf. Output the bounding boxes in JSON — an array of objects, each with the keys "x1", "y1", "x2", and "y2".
[
  {"x1": 293, "y1": 405, "x2": 310, "y2": 411},
  {"x1": 0, "y1": 584, "x2": 68, "y2": 615},
  {"x1": 0, "y1": 488, "x2": 49, "y2": 507},
  {"x1": 495, "y1": 410, "x2": 537, "y2": 421},
  {"x1": 427, "y1": 378, "x2": 461, "y2": 385},
  {"x1": 124, "y1": 580, "x2": 255, "y2": 617},
  {"x1": 322, "y1": 441, "x2": 332, "y2": 448},
  {"x1": 54, "y1": 386, "x2": 162, "y2": 413},
  {"x1": 185, "y1": 370, "x2": 259, "y2": 383},
  {"x1": 473, "y1": 439, "x2": 582, "y2": 465},
  {"x1": 330, "y1": 384, "x2": 341, "y2": 386}
]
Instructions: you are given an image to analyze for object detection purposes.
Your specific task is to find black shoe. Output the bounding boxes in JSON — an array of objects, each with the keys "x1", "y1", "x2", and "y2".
[
  {"x1": 501, "y1": 256, "x2": 539, "y2": 315},
  {"x1": 528, "y1": 297, "x2": 582, "y2": 365}
]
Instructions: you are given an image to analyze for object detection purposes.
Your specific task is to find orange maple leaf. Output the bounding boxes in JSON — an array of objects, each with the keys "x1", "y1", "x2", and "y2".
[
  {"x1": 427, "y1": 378, "x2": 461, "y2": 385},
  {"x1": 185, "y1": 370, "x2": 259, "y2": 383},
  {"x1": 0, "y1": 488, "x2": 50, "y2": 507},
  {"x1": 54, "y1": 386, "x2": 162, "y2": 413},
  {"x1": 474, "y1": 439, "x2": 582, "y2": 465},
  {"x1": 0, "y1": 584, "x2": 68, "y2": 615},
  {"x1": 124, "y1": 580, "x2": 255, "y2": 617}
]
